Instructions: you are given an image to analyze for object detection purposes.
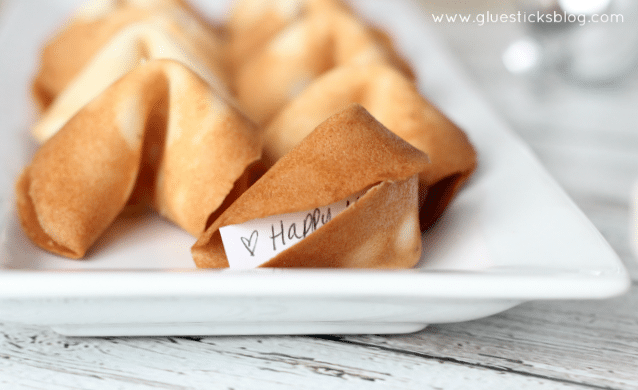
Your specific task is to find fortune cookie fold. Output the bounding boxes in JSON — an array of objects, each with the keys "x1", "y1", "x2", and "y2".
[
  {"x1": 16, "y1": 59, "x2": 261, "y2": 259},
  {"x1": 263, "y1": 63, "x2": 477, "y2": 230},
  {"x1": 32, "y1": 19, "x2": 230, "y2": 143},
  {"x1": 32, "y1": 0, "x2": 227, "y2": 115},
  {"x1": 192, "y1": 104, "x2": 430, "y2": 269},
  {"x1": 226, "y1": 0, "x2": 347, "y2": 68},
  {"x1": 232, "y1": 4, "x2": 414, "y2": 125}
]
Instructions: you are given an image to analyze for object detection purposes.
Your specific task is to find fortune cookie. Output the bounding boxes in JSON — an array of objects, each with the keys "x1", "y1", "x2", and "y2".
[
  {"x1": 263, "y1": 63, "x2": 477, "y2": 230},
  {"x1": 32, "y1": 0, "x2": 227, "y2": 115},
  {"x1": 232, "y1": 3, "x2": 414, "y2": 124},
  {"x1": 192, "y1": 104, "x2": 430, "y2": 269},
  {"x1": 16, "y1": 59, "x2": 261, "y2": 259},
  {"x1": 226, "y1": 0, "x2": 346, "y2": 68}
]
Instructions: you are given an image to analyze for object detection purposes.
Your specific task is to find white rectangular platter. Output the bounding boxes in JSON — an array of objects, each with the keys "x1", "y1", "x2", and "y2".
[{"x1": 0, "y1": 0, "x2": 630, "y2": 336}]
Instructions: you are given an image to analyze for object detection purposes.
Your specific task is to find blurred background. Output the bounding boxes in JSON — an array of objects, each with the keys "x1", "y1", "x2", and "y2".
[{"x1": 419, "y1": 0, "x2": 638, "y2": 273}]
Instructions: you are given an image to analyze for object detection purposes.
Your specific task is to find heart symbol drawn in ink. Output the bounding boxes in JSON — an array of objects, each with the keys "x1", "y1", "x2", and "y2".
[{"x1": 241, "y1": 230, "x2": 258, "y2": 257}]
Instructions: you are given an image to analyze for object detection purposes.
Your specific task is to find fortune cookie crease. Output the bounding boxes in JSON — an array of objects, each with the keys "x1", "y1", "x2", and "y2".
[
  {"x1": 263, "y1": 63, "x2": 477, "y2": 230},
  {"x1": 16, "y1": 59, "x2": 262, "y2": 259},
  {"x1": 226, "y1": 0, "x2": 348, "y2": 68},
  {"x1": 233, "y1": 5, "x2": 415, "y2": 125},
  {"x1": 32, "y1": 21, "x2": 230, "y2": 143},
  {"x1": 192, "y1": 104, "x2": 430, "y2": 269},
  {"x1": 32, "y1": 0, "x2": 226, "y2": 113}
]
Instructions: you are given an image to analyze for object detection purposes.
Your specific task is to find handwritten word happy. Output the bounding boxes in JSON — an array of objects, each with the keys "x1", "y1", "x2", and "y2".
[
  {"x1": 269, "y1": 207, "x2": 331, "y2": 251},
  {"x1": 219, "y1": 190, "x2": 366, "y2": 269}
]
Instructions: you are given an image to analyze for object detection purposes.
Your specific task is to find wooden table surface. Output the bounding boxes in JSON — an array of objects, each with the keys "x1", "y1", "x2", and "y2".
[{"x1": 2, "y1": 1, "x2": 638, "y2": 389}]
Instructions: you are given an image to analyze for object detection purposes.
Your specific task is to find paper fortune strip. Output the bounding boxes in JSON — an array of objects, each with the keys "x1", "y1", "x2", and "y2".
[{"x1": 220, "y1": 190, "x2": 365, "y2": 269}]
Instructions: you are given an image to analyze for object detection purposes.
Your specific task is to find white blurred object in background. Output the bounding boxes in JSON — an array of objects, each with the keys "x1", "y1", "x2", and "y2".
[
  {"x1": 559, "y1": 0, "x2": 611, "y2": 14},
  {"x1": 502, "y1": 37, "x2": 543, "y2": 74},
  {"x1": 509, "y1": 0, "x2": 638, "y2": 85}
]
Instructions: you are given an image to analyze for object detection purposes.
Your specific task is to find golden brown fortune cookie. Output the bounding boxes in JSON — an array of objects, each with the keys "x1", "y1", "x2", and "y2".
[
  {"x1": 16, "y1": 59, "x2": 261, "y2": 259},
  {"x1": 31, "y1": 11, "x2": 231, "y2": 143},
  {"x1": 32, "y1": 0, "x2": 226, "y2": 112},
  {"x1": 263, "y1": 63, "x2": 477, "y2": 231},
  {"x1": 192, "y1": 104, "x2": 430, "y2": 269},
  {"x1": 226, "y1": 0, "x2": 347, "y2": 68},
  {"x1": 233, "y1": 4, "x2": 414, "y2": 125}
]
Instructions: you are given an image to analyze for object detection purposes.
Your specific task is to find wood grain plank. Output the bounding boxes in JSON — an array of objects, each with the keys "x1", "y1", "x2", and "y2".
[
  {"x1": 342, "y1": 285, "x2": 638, "y2": 390},
  {"x1": 0, "y1": 322, "x2": 596, "y2": 390}
]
